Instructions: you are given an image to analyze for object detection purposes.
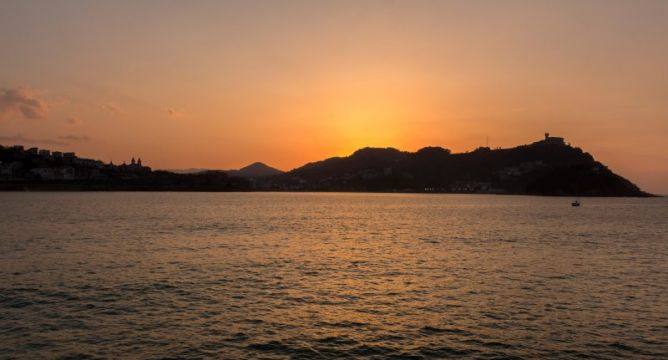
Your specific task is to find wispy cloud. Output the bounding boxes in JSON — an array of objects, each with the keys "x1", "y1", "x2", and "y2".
[
  {"x1": 57, "y1": 135, "x2": 90, "y2": 142},
  {"x1": 0, "y1": 87, "x2": 48, "y2": 120},
  {"x1": 0, "y1": 134, "x2": 65, "y2": 146},
  {"x1": 166, "y1": 107, "x2": 184, "y2": 118},
  {"x1": 0, "y1": 133, "x2": 91, "y2": 146},
  {"x1": 66, "y1": 116, "x2": 80, "y2": 125},
  {"x1": 100, "y1": 103, "x2": 122, "y2": 114}
]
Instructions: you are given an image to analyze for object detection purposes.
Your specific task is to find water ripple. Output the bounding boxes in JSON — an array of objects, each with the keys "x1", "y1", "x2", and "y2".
[{"x1": 0, "y1": 192, "x2": 666, "y2": 359}]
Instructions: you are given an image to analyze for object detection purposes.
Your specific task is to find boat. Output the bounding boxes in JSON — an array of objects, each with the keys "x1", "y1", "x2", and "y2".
[{"x1": 572, "y1": 183, "x2": 581, "y2": 206}]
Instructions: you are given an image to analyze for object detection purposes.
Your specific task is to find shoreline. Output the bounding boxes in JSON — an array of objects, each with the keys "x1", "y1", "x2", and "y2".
[{"x1": 0, "y1": 184, "x2": 658, "y2": 197}]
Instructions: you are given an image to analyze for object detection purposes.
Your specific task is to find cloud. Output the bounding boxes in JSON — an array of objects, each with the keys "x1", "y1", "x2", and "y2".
[
  {"x1": 166, "y1": 107, "x2": 184, "y2": 117},
  {"x1": 100, "y1": 103, "x2": 122, "y2": 114},
  {"x1": 66, "y1": 116, "x2": 80, "y2": 125},
  {"x1": 0, "y1": 134, "x2": 66, "y2": 146},
  {"x1": 0, "y1": 133, "x2": 91, "y2": 146},
  {"x1": 0, "y1": 87, "x2": 48, "y2": 120},
  {"x1": 57, "y1": 135, "x2": 90, "y2": 142}
]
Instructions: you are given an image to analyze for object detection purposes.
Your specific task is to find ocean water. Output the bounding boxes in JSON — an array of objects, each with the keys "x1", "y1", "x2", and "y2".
[{"x1": 0, "y1": 192, "x2": 666, "y2": 359}]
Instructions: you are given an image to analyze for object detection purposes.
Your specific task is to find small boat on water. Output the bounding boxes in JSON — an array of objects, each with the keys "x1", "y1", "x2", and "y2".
[{"x1": 572, "y1": 183, "x2": 581, "y2": 206}]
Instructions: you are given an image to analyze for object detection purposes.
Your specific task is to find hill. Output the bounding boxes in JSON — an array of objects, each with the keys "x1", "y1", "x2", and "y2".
[
  {"x1": 260, "y1": 135, "x2": 652, "y2": 197},
  {"x1": 167, "y1": 162, "x2": 284, "y2": 178},
  {"x1": 226, "y1": 162, "x2": 284, "y2": 178},
  {"x1": 1, "y1": 136, "x2": 653, "y2": 196}
]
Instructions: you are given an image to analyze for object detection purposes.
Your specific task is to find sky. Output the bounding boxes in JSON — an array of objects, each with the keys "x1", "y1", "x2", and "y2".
[{"x1": 1, "y1": 0, "x2": 667, "y2": 193}]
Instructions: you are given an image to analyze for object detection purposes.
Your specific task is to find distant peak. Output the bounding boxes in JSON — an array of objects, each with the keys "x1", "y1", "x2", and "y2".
[
  {"x1": 244, "y1": 162, "x2": 269, "y2": 168},
  {"x1": 240, "y1": 162, "x2": 277, "y2": 171},
  {"x1": 232, "y1": 161, "x2": 284, "y2": 178}
]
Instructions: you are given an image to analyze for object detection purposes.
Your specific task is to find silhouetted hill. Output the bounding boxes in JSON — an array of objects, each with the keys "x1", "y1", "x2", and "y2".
[
  {"x1": 226, "y1": 162, "x2": 284, "y2": 178},
  {"x1": 0, "y1": 138, "x2": 654, "y2": 196},
  {"x1": 260, "y1": 137, "x2": 652, "y2": 197},
  {"x1": 165, "y1": 162, "x2": 283, "y2": 177}
]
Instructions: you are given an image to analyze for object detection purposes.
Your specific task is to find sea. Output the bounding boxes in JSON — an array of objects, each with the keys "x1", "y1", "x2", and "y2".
[{"x1": 1, "y1": 192, "x2": 666, "y2": 359}]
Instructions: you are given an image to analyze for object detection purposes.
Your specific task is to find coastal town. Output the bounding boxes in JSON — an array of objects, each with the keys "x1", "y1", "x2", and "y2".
[{"x1": 0, "y1": 144, "x2": 150, "y2": 182}]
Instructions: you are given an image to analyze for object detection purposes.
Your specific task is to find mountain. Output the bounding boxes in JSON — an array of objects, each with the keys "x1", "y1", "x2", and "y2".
[
  {"x1": 165, "y1": 162, "x2": 283, "y2": 177},
  {"x1": 260, "y1": 135, "x2": 652, "y2": 197},
  {"x1": 226, "y1": 162, "x2": 284, "y2": 178}
]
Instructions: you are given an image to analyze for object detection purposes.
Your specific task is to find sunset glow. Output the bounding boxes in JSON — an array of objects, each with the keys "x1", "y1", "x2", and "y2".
[
  {"x1": 2, "y1": 2, "x2": 668, "y2": 359},
  {"x1": 1, "y1": 1, "x2": 667, "y2": 192}
]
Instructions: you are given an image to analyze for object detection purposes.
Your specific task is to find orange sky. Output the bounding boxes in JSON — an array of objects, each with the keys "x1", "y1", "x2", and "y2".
[{"x1": 1, "y1": 1, "x2": 667, "y2": 193}]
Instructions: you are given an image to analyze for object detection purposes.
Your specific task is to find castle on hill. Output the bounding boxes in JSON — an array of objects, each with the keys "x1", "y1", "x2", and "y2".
[{"x1": 540, "y1": 132, "x2": 565, "y2": 145}]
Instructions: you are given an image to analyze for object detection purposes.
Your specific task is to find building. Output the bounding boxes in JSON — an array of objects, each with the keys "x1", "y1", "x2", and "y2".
[
  {"x1": 542, "y1": 132, "x2": 565, "y2": 145},
  {"x1": 0, "y1": 161, "x2": 24, "y2": 179},
  {"x1": 30, "y1": 168, "x2": 57, "y2": 181},
  {"x1": 121, "y1": 157, "x2": 151, "y2": 174},
  {"x1": 60, "y1": 166, "x2": 75, "y2": 180},
  {"x1": 27, "y1": 147, "x2": 39, "y2": 155},
  {"x1": 38, "y1": 149, "x2": 51, "y2": 157},
  {"x1": 29, "y1": 166, "x2": 76, "y2": 181},
  {"x1": 63, "y1": 152, "x2": 76, "y2": 163},
  {"x1": 74, "y1": 158, "x2": 104, "y2": 169}
]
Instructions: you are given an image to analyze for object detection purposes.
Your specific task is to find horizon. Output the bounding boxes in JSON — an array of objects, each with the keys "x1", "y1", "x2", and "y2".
[
  {"x1": 0, "y1": 134, "x2": 609, "y2": 171},
  {"x1": 1, "y1": 1, "x2": 667, "y2": 193},
  {"x1": 3, "y1": 133, "x2": 663, "y2": 197},
  {"x1": 0, "y1": 132, "x2": 664, "y2": 193}
]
